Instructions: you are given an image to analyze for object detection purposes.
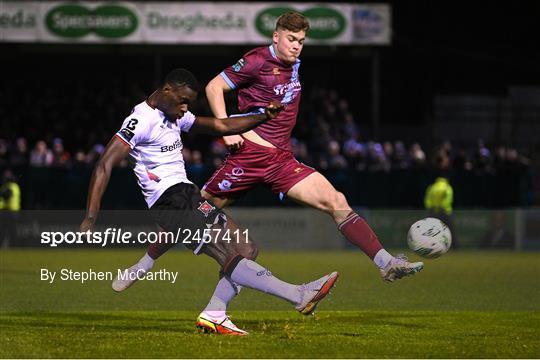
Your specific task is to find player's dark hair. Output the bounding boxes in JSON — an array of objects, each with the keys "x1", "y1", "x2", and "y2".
[
  {"x1": 275, "y1": 11, "x2": 310, "y2": 33},
  {"x1": 163, "y1": 68, "x2": 200, "y2": 92}
]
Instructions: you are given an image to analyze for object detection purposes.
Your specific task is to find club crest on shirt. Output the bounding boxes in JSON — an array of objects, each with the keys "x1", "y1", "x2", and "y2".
[
  {"x1": 197, "y1": 201, "x2": 216, "y2": 217},
  {"x1": 232, "y1": 58, "x2": 245, "y2": 72},
  {"x1": 146, "y1": 169, "x2": 161, "y2": 182},
  {"x1": 273, "y1": 67, "x2": 280, "y2": 75},
  {"x1": 218, "y1": 179, "x2": 232, "y2": 191},
  {"x1": 232, "y1": 167, "x2": 244, "y2": 176}
]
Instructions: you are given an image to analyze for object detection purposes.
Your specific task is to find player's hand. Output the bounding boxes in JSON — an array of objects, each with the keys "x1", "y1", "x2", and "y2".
[
  {"x1": 80, "y1": 217, "x2": 96, "y2": 233},
  {"x1": 264, "y1": 101, "x2": 285, "y2": 120},
  {"x1": 223, "y1": 135, "x2": 244, "y2": 152}
]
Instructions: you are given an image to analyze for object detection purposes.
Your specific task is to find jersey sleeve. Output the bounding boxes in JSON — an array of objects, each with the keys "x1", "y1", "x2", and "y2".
[
  {"x1": 177, "y1": 111, "x2": 196, "y2": 133},
  {"x1": 220, "y1": 50, "x2": 263, "y2": 90},
  {"x1": 115, "y1": 115, "x2": 151, "y2": 149}
]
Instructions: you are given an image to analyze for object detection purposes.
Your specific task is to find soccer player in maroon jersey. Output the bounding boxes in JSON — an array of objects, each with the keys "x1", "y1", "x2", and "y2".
[{"x1": 192, "y1": 11, "x2": 425, "y2": 334}]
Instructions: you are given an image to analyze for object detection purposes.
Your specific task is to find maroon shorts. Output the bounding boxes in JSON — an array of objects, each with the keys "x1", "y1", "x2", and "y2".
[{"x1": 203, "y1": 138, "x2": 316, "y2": 199}]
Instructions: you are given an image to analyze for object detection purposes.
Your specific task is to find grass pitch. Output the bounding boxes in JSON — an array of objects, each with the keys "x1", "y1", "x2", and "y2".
[{"x1": 1, "y1": 249, "x2": 539, "y2": 358}]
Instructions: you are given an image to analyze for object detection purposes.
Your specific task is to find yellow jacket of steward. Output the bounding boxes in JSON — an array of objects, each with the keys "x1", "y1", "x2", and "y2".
[
  {"x1": 424, "y1": 177, "x2": 453, "y2": 215},
  {"x1": 0, "y1": 181, "x2": 21, "y2": 211}
]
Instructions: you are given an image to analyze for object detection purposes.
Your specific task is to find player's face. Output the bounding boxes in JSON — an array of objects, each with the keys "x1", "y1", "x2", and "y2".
[
  {"x1": 162, "y1": 85, "x2": 197, "y2": 119},
  {"x1": 273, "y1": 29, "x2": 305, "y2": 64}
]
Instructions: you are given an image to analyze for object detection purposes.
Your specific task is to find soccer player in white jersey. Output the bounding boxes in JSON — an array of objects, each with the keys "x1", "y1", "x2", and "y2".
[{"x1": 79, "y1": 69, "x2": 339, "y2": 336}]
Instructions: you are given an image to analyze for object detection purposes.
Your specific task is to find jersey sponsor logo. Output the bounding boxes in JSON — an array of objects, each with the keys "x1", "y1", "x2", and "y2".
[
  {"x1": 273, "y1": 81, "x2": 301, "y2": 96},
  {"x1": 232, "y1": 58, "x2": 245, "y2": 72},
  {"x1": 232, "y1": 167, "x2": 244, "y2": 176},
  {"x1": 161, "y1": 139, "x2": 181, "y2": 152},
  {"x1": 146, "y1": 169, "x2": 161, "y2": 182},
  {"x1": 272, "y1": 67, "x2": 280, "y2": 75},
  {"x1": 119, "y1": 128, "x2": 135, "y2": 141},
  {"x1": 218, "y1": 179, "x2": 232, "y2": 191},
  {"x1": 197, "y1": 201, "x2": 216, "y2": 217}
]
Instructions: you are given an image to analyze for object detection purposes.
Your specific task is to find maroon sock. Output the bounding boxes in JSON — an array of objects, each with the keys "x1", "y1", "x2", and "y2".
[
  {"x1": 338, "y1": 212, "x2": 383, "y2": 259},
  {"x1": 147, "y1": 231, "x2": 175, "y2": 260}
]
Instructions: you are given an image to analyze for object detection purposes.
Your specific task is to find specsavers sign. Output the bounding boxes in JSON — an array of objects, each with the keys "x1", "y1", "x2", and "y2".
[{"x1": 0, "y1": 2, "x2": 391, "y2": 45}]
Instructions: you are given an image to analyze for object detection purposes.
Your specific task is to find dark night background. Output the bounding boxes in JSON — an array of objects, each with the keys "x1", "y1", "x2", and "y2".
[{"x1": 0, "y1": 1, "x2": 538, "y2": 208}]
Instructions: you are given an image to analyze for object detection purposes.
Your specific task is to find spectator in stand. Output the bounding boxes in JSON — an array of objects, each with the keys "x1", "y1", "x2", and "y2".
[
  {"x1": 291, "y1": 137, "x2": 313, "y2": 167},
  {"x1": 29, "y1": 140, "x2": 53, "y2": 167},
  {"x1": 0, "y1": 139, "x2": 9, "y2": 168},
  {"x1": 182, "y1": 147, "x2": 193, "y2": 164},
  {"x1": 474, "y1": 139, "x2": 493, "y2": 174},
  {"x1": 383, "y1": 141, "x2": 395, "y2": 170},
  {"x1": 367, "y1": 142, "x2": 390, "y2": 173},
  {"x1": 409, "y1": 142, "x2": 426, "y2": 169},
  {"x1": 392, "y1": 141, "x2": 410, "y2": 170},
  {"x1": 85, "y1": 144, "x2": 104, "y2": 165},
  {"x1": 72, "y1": 150, "x2": 88, "y2": 169},
  {"x1": 208, "y1": 139, "x2": 228, "y2": 169},
  {"x1": 51, "y1": 138, "x2": 71, "y2": 168},
  {"x1": 343, "y1": 136, "x2": 366, "y2": 171},
  {"x1": 326, "y1": 140, "x2": 348, "y2": 170},
  {"x1": 453, "y1": 147, "x2": 473, "y2": 171},
  {"x1": 341, "y1": 112, "x2": 359, "y2": 141},
  {"x1": 10, "y1": 138, "x2": 29, "y2": 167}
]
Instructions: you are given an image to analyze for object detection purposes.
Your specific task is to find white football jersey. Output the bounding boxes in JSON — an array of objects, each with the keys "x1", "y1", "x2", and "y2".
[{"x1": 115, "y1": 101, "x2": 196, "y2": 207}]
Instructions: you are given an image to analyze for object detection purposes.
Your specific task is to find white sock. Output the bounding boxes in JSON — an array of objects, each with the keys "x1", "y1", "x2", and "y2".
[
  {"x1": 229, "y1": 259, "x2": 301, "y2": 305},
  {"x1": 203, "y1": 276, "x2": 241, "y2": 319},
  {"x1": 137, "y1": 253, "x2": 155, "y2": 271},
  {"x1": 373, "y1": 249, "x2": 393, "y2": 269}
]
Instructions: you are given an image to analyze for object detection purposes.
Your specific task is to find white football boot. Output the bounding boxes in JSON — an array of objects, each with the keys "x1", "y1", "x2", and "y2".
[
  {"x1": 112, "y1": 264, "x2": 146, "y2": 292},
  {"x1": 196, "y1": 313, "x2": 248, "y2": 336},
  {"x1": 295, "y1": 271, "x2": 339, "y2": 315},
  {"x1": 380, "y1": 254, "x2": 424, "y2": 282}
]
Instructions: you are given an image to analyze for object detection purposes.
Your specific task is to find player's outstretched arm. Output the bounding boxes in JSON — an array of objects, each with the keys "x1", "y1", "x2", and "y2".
[
  {"x1": 80, "y1": 136, "x2": 131, "y2": 232},
  {"x1": 206, "y1": 74, "x2": 244, "y2": 151},
  {"x1": 190, "y1": 102, "x2": 283, "y2": 136},
  {"x1": 205, "y1": 74, "x2": 231, "y2": 119}
]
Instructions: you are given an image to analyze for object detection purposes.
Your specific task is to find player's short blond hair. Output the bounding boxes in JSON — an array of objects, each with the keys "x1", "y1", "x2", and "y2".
[{"x1": 275, "y1": 12, "x2": 310, "y2": 33}]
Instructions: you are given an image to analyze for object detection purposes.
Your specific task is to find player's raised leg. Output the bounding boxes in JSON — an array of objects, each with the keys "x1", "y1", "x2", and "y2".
[
  {"x1": 197, "y1": 215, "x2": 254, "y2": 325},
  {"x1": 196, "y1": 216, "x2": 339, "y2": 335},
  {"x1": 286, "y1": 172, "x2": 424, "y2": 282}
]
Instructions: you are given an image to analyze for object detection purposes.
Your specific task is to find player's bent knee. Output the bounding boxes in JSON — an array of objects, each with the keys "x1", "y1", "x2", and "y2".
[
  {"x1": 242, "y1": 242, "x2": 258, "y2": 260},
  {"x1": 318, "y1": 191, "x2": 349, "y2": 214},
  {"x1": 334, "y1": 191, "x2": 350, "y2": 210},
  {"x1": 200, "y1": 239, "x2": 241, "y2": 268}
]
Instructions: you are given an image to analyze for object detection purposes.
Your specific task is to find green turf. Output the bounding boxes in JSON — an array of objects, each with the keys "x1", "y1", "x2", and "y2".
[{"x1": 1, "y1": 249, "x2": 539, "y2": 358}]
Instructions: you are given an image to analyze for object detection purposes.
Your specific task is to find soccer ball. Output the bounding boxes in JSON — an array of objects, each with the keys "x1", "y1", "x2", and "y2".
[{"x1": 407, "y1": 217, "x2": 452, "y2": 258}]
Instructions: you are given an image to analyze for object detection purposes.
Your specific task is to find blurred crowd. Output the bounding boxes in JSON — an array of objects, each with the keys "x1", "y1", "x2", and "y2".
[
  {"x1": 0, "y1": 131, "x2": 531, "y2": 178},
  {"x1": 0, "y1": 74, "x2": 533, "y2": 208},
  {"x1": 0, "y1": 84, "x2": 531, "y2": 178},
  {"x1": 0, "y1": 78, "x2": 535, "y2": 210}
]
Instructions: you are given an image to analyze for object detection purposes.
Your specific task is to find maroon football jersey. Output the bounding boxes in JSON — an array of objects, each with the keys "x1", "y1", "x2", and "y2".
[{"x1": 221, "y1": 45, "x2": 301, "y2": 151}]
